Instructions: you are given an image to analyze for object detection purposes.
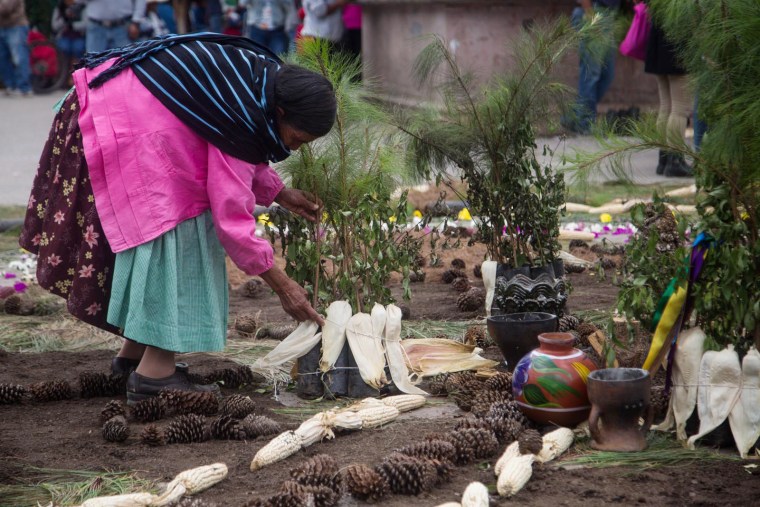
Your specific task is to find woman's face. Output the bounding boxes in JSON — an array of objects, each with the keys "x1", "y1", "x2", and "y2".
[{"x1": 278, "y1": 122, "x2": 318, "y2": 151}]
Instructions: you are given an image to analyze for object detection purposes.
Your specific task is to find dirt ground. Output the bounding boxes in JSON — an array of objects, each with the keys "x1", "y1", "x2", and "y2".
[{"x1": 1, "y1": 245, "x2": 756, "y2": 506}]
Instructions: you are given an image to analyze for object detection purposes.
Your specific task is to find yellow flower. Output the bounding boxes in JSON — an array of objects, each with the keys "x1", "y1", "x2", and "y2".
[
  {"x1": 600, "y1": 213, "x2": 612, "y2": 223},
  {"x1": 741, "y1": 211, "x2": 749, "y2": 220},
  {"x1": 413, "y1": 209, "x2": 423, "y2": 219},
  {"x1": 388, "y1": 215, "x2": 397, "y2": 223},
  {"x1": 257, "y1": 213, "x2": 272, "y2": 226},
  {"x1": 322, "y1": 211, "x2": 329, "y2": 222},
  {"x1": 458, "y1": 208, "x2": 472, "y2": 221}
]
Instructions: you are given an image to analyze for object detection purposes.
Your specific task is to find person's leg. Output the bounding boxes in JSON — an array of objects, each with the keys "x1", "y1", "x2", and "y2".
[
  {"x1": 248, "y1": 25, "x2": 268, "y2": 47},
  {"x1": 118, "y1": 338, "x2": 147, "y2": 360},
  {"x1": 157, "y1": 3, "x2": 178, "y2": 34},
  {"x1": 86, "y1": 23, "x2": 108, "y2": 53},
  {"x1": 595, "y1": 45, "x2": 616, "y2": 104},
  {"x1": 569, "y1": 7, "x2": 600, "y2": 133},
  {"x1": 654, "y1": 75, "x2": 671, "y2": 174},
  {"x1": 664, "y1": 74, "x2": 693, "y2": 177},
  {"x1": 0, "y1": 28, "x2": 16, "y2": 91},
  {"x1": 7, "y1": 25, "x2": 31, "y2": 93},
  {"x1": 693, "y1": 93, "x2": 708, "y2": 152},
  {"x1": 109, "y1": 25, "x2": 130, "y2": 50},
  {"x1": 268, "y1": 27, "x2": 289, "y2": 56},
  {"x1": 136, "y1": 345, "x2": 176, "y2": 379}
]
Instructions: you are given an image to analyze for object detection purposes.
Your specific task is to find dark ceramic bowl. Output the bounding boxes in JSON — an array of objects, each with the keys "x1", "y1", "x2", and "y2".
[{"x1": 486, "y1": 312, "x2": 558, "y2": 370}]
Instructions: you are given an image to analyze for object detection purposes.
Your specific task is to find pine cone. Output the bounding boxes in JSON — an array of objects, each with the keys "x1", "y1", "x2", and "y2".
[
  {"x1": 243, "y1": 414, "x2": 281, "y2": 439},
  {"x1": 220, "y1": 394, "x2": 256, "y2": 419},
  {"x1": 448, "y1": 427, "x2": 499, "y2": 460},
  {"x1": 0, "y1": 383, "x2": 26, "y2": 404},
  {"x1": 235, "y1": 313, "x2": 259, "y2": 337},
  {"x1": 426, "y1": 375, "x2": 448, "y2": 396},
  {"x1": 575, "y1": 321, "x2": 597, "y2": 339},
  {"x1": 471, "y1": 389, "x2": 511, "y2": 417},
  {"x1": 518, "y1": 428, "x2": 544, "y2": 455},
  {"x1": 473, "y1": 264, "x2": 482, "y2": 279},
  {"x1": 279, "y1": 481, "x2": 338, "y2": 507},
  {"x1": 398, "y1": 303, "x2": 411, "y2": 320},
  {"x1": 4, "y1": 294, "x2": 35, "y2": 315},
  {"x1": 241, "y1": 278, "x2": 263, "y2": 298},
  {"x1": 204, "y1": 365, "x2": 262, "y2": 389},
  {"x1": 79, "y1": 372, "x2": 123, "y2": 398},
  {"x1": 558, "y1": 315, "x2": 580, "y2": 332},
  {"x1": 260, "y1": 324, "x2": 297, "y2": 341},
  {"x1": 564, "y1": 263, "x2": 586, "y2": 274},
  {"x1": 464, "y1": 326, "x2": 488, "y2": 348},
  {"x1": 442, "y1": 269, "x2": 466, "y2": 284},
  {"x1": 159, "y1": 389, "x2": 219, "y2": 416},
  {"x1": 99, "y1": 399, "x2": 126, "y2": 425},
  {"x1": 414, "y1": 253, "x2": 427, "y2": 268},
  {"x1": 651, "y1": 385, "x2": 670, "y2": 422},
  {"x1": 409, "y1": 270, "x2": 426, "y2": 283},
  {"x1": 375, "y1": 454, "x2": 437, "y2": 495},
  {"x1": 483, "y1": 372, "x2": 513, "y2": 395},
  {"x1": 396, "y1": 440, "x2": 456, "y2": 464},
  {"x1": 210, "y1": 414, "x2": 247, "y2": 440},
  {"x1": 569, "y1": 239, "x2": 589, "y2": 249},
  {"x1": 600, "y1": 257, "x2": 617, "y2": 269},
  {"x1": 342, "y1": 463, "x2": 388, "y2": 502},
  {"x1": 425, "y1": 432, "x2": 475, "y2": 465},
  {"x1": 443, "y1": 371, "x2": 479, "y2": 392},
  {"x1": 141, "y1": 424, "x2": 165, "y2": 447},
  {"x1": 450, "y1": 258, "x2": 466, "y2": 270},
  {"x1": 102, "y1": 415, "x2": 129, "y2": 442},
  {"x1": 451, "y1": 277, "x2": 471, "y2": 293},
  {"x1": 29, "y1": 379, "x2": 73, "y2": 402},
  {"x1": 165, "y1": 414, "x2": 208, "y2": 444},
  {"x1": 454, "y1": 418, "x2": 493, "y2": 433},
  {"x1": 457, "y1": 288, "x2": 485, "y2": 312},
  {"x1": 484, "y1": 401, "x2": 528, "y2": 444},
  {"x1": 130, "y1": 396, "x2": 166, "y2": 423},
  {"x1": 290, "y1": 454, "x2": 341, "y2": 492}
]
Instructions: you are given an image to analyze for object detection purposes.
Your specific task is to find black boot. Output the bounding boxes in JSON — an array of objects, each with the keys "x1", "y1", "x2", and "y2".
[
  {"x1": 664, "y1": 153, "x2": 693, "y2": 177},
  {"x1": 656, "y1": 150, "x2": 668, "y2": 175}
]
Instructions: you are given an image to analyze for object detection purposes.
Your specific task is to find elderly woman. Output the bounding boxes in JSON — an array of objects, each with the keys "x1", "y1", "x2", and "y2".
[{"x1": 20, "y1": 33, "x2": 333, "y2": 403}]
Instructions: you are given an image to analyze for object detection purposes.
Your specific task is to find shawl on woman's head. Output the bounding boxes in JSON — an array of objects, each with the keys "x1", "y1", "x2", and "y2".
[{"x1": 80, "y1": 33, "x2": 291, "y2": 164}]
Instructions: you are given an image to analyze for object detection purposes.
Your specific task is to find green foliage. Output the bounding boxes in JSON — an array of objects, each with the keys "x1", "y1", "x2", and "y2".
[
  {"x1": 568, "y1": 0, "x2": 760, "y2": 350},
  {"x1": 270, "y1": 40, "x2": 422, "y2": 313},
  {"x1": 399, "y1": 17, "x2": 605, "y2": 267}
]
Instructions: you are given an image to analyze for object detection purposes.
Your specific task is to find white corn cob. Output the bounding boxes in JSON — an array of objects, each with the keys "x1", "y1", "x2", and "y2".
[
  {"x1": 172, "y1": 463, "x2": 228, "y2": 495},
  {"x1": 381, "y1": 394, "x2": 426, "y2": 412},
  {"x1": 494, "y1": 441, "x2": 520, "y2": 476},
  {"x1": 79, "y1": 493, "x2": 156, "y2": 507},
  {"x1": 250, "y1": 430, "x2": 303, "y2": 471},
  {"x1": 319, "y1": 301, "x2": 352, "y2": 372},
  {"x1": 536, "y1": 427, "x2": 574, "y2": 463},
  {"x1": 461, "y1": 481, "x2": 490, "y2": 507},
  {"x1": 344, "y1": 397, "x2": 386, "y2": 412},
  {"x1": 330, "y1": 409, "x2": 363, "y2": 430},
  {"x1": 295, "y1": 413, "x2": 335, "y2": 446},
  {"x1": 496, "y1": 454, "x2": 534, "y2": 497},
  {"x1": 357, "y1": 405, "x2": 400, "y2": 428}
]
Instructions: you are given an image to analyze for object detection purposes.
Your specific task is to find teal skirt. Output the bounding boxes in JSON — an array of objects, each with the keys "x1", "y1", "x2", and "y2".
[{"x1": 107, "y1": 211, "x2": 228, "y2": 353}]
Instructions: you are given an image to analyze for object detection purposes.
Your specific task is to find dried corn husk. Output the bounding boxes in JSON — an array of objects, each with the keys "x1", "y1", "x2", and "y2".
[
  {"x1": 729, "y1": 347, "x2": 760, "y2": 458},
  {"x1": 494, "y1": 441, "x2": 521, "y2": 476},
  {"x1": 401, "y1": 338, "x2": 498, "y2": 378},
  {"x1": 687, "y1": 345, "x2": 742, "y2": 450},
  {"x1": 384, "y1": 304, "x2": 428, "y2": 395},
  {"x1": 496, "y1": 453, "x2": 534, "y2": 497},
  {"x1": 536, "y1": 427, "x2": 574, "y2": 463},
  {"x1": 330, "y1": 409, "x2": 363, "y2": 430},
  {"x1": 356, "y1": 405, "x2": 400, "y2": 428},
  {"x1": 482, "y1": 261, "x2": 497, "y2": 317},
  {"x1": 346, "y1": 312, "x2": 388, "y2": 389},
  {"x1": 79, "y1": 493, "x2": 156, "y2": 507},
  {"x1": 295, "y1": 412, "x2": 336, "y2": 446},
  {"x1": 250, "y1": 430, "x2": 304, "y2": 471},
  {"x1": 254, "y1": 321, "x2": 320, "y2": 369},
  {"x1": 153, "y1": 463, "x2": 228, "y2": 506},
  {"x1": 461, "y1": 481, "x2": 489, "y2": 507},
  {"x1": 319, "y1": 301, "x2": 352, "y2": 372}
]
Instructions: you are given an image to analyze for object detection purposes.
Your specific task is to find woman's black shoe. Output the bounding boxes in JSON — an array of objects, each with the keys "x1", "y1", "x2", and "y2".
[
  {"x1": 664, "y1": 154, "x2": 693, "y2": 177},
  {"x1": 656, "y1": 150, "x2": 668, "y2": 175}
]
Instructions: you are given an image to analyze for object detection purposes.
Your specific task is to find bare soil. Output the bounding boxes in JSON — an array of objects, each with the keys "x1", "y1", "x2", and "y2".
[{"x1": 2, "y1": 245, "x2": 755, "y2": 506}]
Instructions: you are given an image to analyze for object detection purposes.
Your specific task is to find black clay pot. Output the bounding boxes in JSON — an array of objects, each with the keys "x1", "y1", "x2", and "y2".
[{"x1": 486, "y1": 312, "x2": 558, "y2": 370}]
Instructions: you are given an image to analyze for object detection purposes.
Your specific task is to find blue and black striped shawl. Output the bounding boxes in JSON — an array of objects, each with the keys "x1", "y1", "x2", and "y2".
[{"x1": 80, "y1": 33, "x2": 291, "y2": 164}]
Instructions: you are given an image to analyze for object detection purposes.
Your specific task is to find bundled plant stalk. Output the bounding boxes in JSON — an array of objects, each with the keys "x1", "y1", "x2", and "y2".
[{"x1": 269, "y1": 39, "x2": 422, "y2": 313}]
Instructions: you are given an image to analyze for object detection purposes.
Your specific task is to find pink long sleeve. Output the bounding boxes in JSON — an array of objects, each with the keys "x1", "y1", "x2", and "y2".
[{"x1": 206, "y1": 147, "x2": 284, "y2": 276}]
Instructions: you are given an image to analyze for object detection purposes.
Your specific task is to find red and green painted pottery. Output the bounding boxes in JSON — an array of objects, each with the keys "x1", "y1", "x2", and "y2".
[{"x1": 512, "y1": 332, "x2": 597, "y2": 426}]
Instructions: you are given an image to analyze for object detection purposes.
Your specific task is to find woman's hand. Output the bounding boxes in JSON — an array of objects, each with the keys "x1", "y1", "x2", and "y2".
[
  {"x1": 274, "y1": 188, "x2": 323, "y2": 223},
  {"x1": 259, "y1": 266, "x2": 325, "y2": 326}
]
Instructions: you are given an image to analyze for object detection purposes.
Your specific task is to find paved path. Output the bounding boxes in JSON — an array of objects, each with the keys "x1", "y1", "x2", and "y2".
[{"x1": 0, "y1": 93, "x2": 693, "y2": 206}]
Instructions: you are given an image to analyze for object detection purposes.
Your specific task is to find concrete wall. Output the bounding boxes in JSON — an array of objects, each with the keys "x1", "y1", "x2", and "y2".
[{"x1": 360, "y1": 0, "x2": 658, "y2": 111}]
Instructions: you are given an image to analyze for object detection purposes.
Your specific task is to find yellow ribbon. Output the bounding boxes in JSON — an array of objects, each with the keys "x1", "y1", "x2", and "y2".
[{"x1": 642, "y1": 285, "x2": 687, "y2": 370}]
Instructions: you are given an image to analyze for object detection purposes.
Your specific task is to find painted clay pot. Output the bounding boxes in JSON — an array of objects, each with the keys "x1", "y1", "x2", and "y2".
[
  {"x1": 587, "y1": 368, "x2": 654, "y2": 451},
  {"x1": 512, "y1": 332, "x2": 597, "y2": 426},
  {"x1": 487, "y1": 312, "x2": 558, "y2": 371}
]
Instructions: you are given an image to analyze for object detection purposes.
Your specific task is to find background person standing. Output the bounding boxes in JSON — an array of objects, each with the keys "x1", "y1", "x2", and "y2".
[
  {"x1": 79, "y1": 0, "x2": 146, "y2": 53},
  {"x1": 0, "y1": 0, "x2": 32, "y2": 96},
  {"x1": 240, "y1": 0, "x2": 294, "y2": 55},
  {"x1": 301, "y1": 0, "x2": 345, "y2": 49}
]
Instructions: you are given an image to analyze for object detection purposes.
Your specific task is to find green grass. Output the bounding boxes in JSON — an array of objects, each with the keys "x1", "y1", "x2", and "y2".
[{"x1": 0, "y1": 466, "x2": 157, "y2": 507}]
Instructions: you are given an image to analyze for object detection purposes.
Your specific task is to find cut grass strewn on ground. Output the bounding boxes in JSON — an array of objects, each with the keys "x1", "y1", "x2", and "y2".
[{"x1": 566, "y1": 180, "x2": 693, "y2": 208}]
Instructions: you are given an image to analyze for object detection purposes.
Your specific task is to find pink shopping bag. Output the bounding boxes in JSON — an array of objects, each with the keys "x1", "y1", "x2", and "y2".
[{"x1": 619, "y1": 3, "x2": 650, "y2": 60}]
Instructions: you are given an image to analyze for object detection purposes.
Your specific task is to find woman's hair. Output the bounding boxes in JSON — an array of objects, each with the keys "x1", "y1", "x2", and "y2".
[{"x1": 274, "y1": 64, "x2": 337, "y2": 137}]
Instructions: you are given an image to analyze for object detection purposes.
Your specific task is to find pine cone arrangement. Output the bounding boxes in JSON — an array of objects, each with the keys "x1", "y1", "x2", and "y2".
[
  {"x1": 600, "y1": 257, "x2": 617, "y2": 270},
  {"x1": 100, "y1": 399, "x2": 126, "y2": 425},
  {"x1": 398, "y1": 303, "x2": 411, "y2": 320},
  {"x1": 558, "y1": 314, "x2": 580, "y2": 332},
  {"x1": 4, "y1": 294, "x2": 35, "y2": 315},
  {"x1": 575, "y1": 321, "x2": 597, "y2": 339},
  {"x1": 342, "y1": 463, "x2": 388, "y2": 502},
  {"x1": 396, "y1": 440, "x2": 456, "y2": 464},
  {"x1": 290, "y1": 454, "x2": 341, "y2": 492},
  {"x1": 375, "y1": 454, "x2": 437, "y2": 495},
  {"x1": 426, "y1": 375, "x2": 448, "y2": 396},
  {"x1": 451, "y1": 277, "x2": 471, "y2": 293},
  {"x1": 483, "y1": 372, "x2": 513, "y2": 395},
  {"x1": 159, "y1": 389, "x2": 219, "y2": 416},
  {"x1": 165, "y1": 414, "x2": 208, "y2": 444},
  {"x1": 29, "y1": 379, "x2": 73, "y2": 402},
  {"x1": 457, "y1": 288, "x2": 485, "y2": 312},
  {"x1": 454, "y1": 418, "x2": 493, "y2": 433},
  {"x1": 450, "y1": 258, "x2": 466, "y2": 270},
  {"x1": 241, "y1": 278, "x2": 263, "y2": 298},
  {"x1": 425, "y1": 432, "x2": 474, "y2": 465},
  {"x1": 448, "y1": 427, "x2": 499, "y2": 460},
  {"x1": 260, "y1": 324, "x2": 297, "y2": 341},
  {"x1": 471, "y1": 389, "x2": 511, "y2": 417},
  {"x1": 408, "y1": 270, "x2": 426, "y2": 283},
  {"x1": 0, "y1": 383, "x2": 26, "y2": 404},
  {"x1": 220, "y1": 394, "x2": 256, "y2": 419},
  {"x1": 569, "y1": 239, "x2": 589, "y2": 249},
  {"x1": 473, "y1": 264, "x2": 482, "y2": 279},
  {"x1": 204, "y1": 365, "x2": 261, "y2": 389},
  {"x1": 651, "y1": 385, "x2": 670, "y2": 422},
  {"x1": 279, "y1": 481, "x2": 338, "y2": 507},
  {"x1": 243, "y1": 414, "x2": 281, "y2": 439},
  {"x1": 464, "y1": 326, "x2": 488, "y2": 348},
  {"x1": 141, "y1": 424, "x2": 165, "y2": 447},
  {"x1": 78, "y1": 372, "x2": 123, "y2": 398},
  {"x1": 102, "y1": 415, "x2": 129, "y2": 442},
  {"x1": 414, "y1": 253, "x2": 427, "y2": 268},
  {"x1": 130, "y1": 396, "x2": 166, "y2": 423},
  {"x1": 210, "y1": 415, "x2": 247, "y2": 440},
  {"x1": 484, "y1": 400, "x2": 529, "y2": 444},
  {"x1": 564, "y1": 263, "x2": 586, "y2": 274},
  {"x1": 235, "y1": 313, "x2": 259, "y2": 337},
  {"x1": 518, "y1": 429, "x2": 543, "y2": 455},
  {"x1": 442, "y1": 269, "x2": 467, "y2": 284}
]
